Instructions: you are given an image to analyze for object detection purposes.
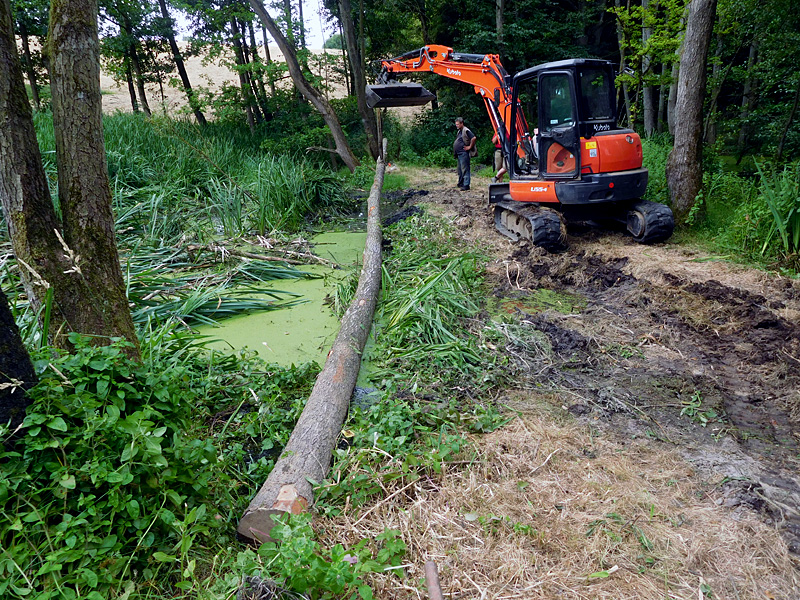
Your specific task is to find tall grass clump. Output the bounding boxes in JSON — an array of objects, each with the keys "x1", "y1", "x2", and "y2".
[
  {"x1": 245, "y1": 154, "x2": 347, "y2": 234},
  {"x1": 692, "y1": 161, "x2": 799, "y2": 270},
  {"x1": 754, "y1": 162, "x2": 800, "y2": 260},
  {"x1": 31, "y1": 113, "x2": 352, "y2": 249},
  {"x1": 366, "y1": 212, "x2": 494, "y2": 388}
]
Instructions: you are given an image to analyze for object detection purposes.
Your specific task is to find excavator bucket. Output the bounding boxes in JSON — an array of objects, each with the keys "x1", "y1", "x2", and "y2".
[{"x1": 365, "y1": 83, "x2": 435, "y2": 109}]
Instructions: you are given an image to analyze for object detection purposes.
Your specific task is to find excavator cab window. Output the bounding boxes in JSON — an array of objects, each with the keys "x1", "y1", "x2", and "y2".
[
  {"x1": 537, "y1": 72, "x2": 580, "y2": 178},
  {"x1": 577, "y1": 66, "x2": 616, "y2": 136},
  {"x1": 541, "y1": 75, "x2": 575, "y2": 131}
]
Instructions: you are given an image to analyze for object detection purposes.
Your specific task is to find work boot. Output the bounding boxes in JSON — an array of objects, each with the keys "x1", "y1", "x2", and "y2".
[{"x1": 460, "y1": 186, "x2": 470, "y2": 191}]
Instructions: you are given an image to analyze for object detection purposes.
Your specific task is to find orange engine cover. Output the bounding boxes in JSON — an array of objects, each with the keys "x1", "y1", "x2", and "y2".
[{"x1": 591, "y1": 132, "x2": 643, "y2": 173}]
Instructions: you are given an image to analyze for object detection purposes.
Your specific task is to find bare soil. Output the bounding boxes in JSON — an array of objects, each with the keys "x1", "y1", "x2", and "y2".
[{"x1": 338, "y1": 167, "x2": 800, "y2": 599}]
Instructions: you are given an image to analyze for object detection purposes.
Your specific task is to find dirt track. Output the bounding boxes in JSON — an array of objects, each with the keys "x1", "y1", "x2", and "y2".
[{"x1": 401, "y1": 168, "x2": 800, "y2": 556}]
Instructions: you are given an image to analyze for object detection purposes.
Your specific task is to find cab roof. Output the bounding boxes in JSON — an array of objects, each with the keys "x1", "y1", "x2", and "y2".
[{"x1": 514, "y1": 58, "x2": 612, "y2": 82}]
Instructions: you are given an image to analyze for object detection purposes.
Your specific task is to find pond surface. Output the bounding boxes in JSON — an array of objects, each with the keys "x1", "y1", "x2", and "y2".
[{"x1": 198, "y1": 231, "x2": 367, "y2": 366}]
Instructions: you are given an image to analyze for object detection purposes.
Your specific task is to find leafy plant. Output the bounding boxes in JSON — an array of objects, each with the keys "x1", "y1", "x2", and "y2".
[
  {"x1": 680, "y1": 390, "x2": 722, "y2": 427},
  {"x1": 233, "y1": 514, "x2": 406, "y2": 599},
  {"x1": 755, "y1": 161, "x2": 800, "y2": 258},
  {"x1": 0, "y1": 334, "x2": 317, "y2": 599}
]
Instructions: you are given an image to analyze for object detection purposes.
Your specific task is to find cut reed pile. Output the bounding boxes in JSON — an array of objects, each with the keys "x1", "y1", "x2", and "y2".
[{"x1": 318, "y1": 399, "x2": 799, "y2": 599}]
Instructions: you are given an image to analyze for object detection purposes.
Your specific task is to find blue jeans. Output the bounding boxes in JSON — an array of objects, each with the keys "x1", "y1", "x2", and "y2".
[{"x1": 457, "y1": 152, "x2": 471, "y2": 188}]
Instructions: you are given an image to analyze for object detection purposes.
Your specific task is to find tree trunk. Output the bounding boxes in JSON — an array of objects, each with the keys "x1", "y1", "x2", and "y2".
[
  {"x1": 703, "y1": 32, "x2": 723, "y2": 144},
  {"x1": 297, "y1": 0, "x2": 306, "y2": 49},
  {"x1": 667, "y1": 11, "x2": 687, "y2": 136},
  {"x1": 338, "y1": 16, "x2": 352, "y2": 96},
  {"x1": 48, "y1": 0, "x2": 141, "y2": 358},
  {"x1": 248, "y1": 21, "x2": 270, "y2": 115},
  {"x1": 736, "y1": 42, "x2": 758, "y2": 161},
  {"x1": 658, "y1": 61, "x2": 667, "y2": 133},
  {"x1": 282, "y1": 0, "x2": 294, "y2": 47},
  {"x1": 231, "y1": 19, "x2": 256, "y2": 132},
  {"x1": 250, "y1": 0, "x2": 359, "y2": 171},
  {"x1": 1, "y1": 0, "x2": 72, "y2": 340},
  {"x1": 238, "y1": 142, "x2": 385, "y2": 545},
  {"x1": 18, "y1": 25, "x2": 40, "y2": 111},
  {"x1": 496, "y1": 0, "x2": 505, "y2": 43},
  {"x1": 418, "y1": 0, "x2": 431, "y2": 44},
  {"x1": 666, "y1": 0, "x2": 718, "y2": 223},
  {"x1": 642, "y1": 0, "x2": 655, "y2": 136},
  {"x1": 129, "y1": 41, "x2": 151, "y2": 116},
  {"x1": 776, "y1": 82, "x2": 800, "y2": 162},
  {"x1": 125, "y1": 57, "x2": 139, "y2": 112},
  {"x1": 358, "y1": 0, "x2": 364, "y2": 73},
  {"x1": 668, "y1": 59, "x2": 679, "y2": 134},
  {"x1": 157, "y1": 0, "x2": 206, "y2": 125},
  {"x1": 614, "y1": 0, "x2": 633, "y2": 127},
  {"x1": 338, "y1": 0, "x2": 379, "y2": 158},
  {"x1": 237, "y1": 18, "x2": 264, "y2": 124},
  {"x1": 262, "y1": 26, "x2": 277, "y2": 96},
  {"x1": 0, "y1": 286, "x2": 37, "y2": 432}
]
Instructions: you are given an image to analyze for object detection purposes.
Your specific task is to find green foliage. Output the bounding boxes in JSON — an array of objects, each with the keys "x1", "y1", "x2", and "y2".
[
  {"x1": 0, "y1": 335, "x2": 318, "y2": 599},
  {"x1": 31, "y1": 113, "x2": 352, "y2": 244},
  {"x1": 641, "y1": 135, "x2": 672, "y2": 205},
  {"x1": 370, "y1": 214, "x2": 490, "y2": 386},
  {"x1": 323, "y1": 33, "x2": 344, "y2": 49},
  {"x1": 680, "y1": 391, "x2": 722, "y2": 427},
  {"x1": 315, "y1": 397, "x2": 509, "y2": 515},
  {"x1": 402, "y1": 108, "x2": 456, "y2": 161},
  {"x1": 422, "y1": 147, "x2": 455, "y2": 169},
  {"x1": 754, "y1": 162, "x2": 800, "y2": 258},
  {"x1": 686, "y1": 157, "x2": 800, "y2": 272},
  {"x1": 344, "y1": 163, "x2": 409, "y2": 193},
  {"x1": 233, "y1": 515, "x2": 405, "y2": 599}
]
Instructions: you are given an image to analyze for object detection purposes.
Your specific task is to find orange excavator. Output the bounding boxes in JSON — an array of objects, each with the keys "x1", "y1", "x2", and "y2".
[{"x1": 366, "y1": 45, "x2": 674, "y2": 251}]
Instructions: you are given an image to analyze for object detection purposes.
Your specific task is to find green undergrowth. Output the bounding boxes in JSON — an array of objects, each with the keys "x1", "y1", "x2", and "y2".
[
  {"x1": 31, "y1": 113, "x2": 353, "y2": 244},
  {"x1": 0, "y1": 333, "x2": 319, "y2": 599},
  {"x1": 641, "y1": 136, "x2": 799, "y2": 275},
  {"x1": 1, "y1": 211, "x2": 512, "y2": 600},
  {"x1": 317, "y1": 212, "x2": 512, "y2": 516},
  {"x1": 368, "y1": 212, "x2": 501, "y2": 390}
]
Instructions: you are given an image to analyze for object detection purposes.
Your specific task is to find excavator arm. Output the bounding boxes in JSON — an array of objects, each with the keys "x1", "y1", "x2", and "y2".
[{"x1": 367, "y1": 45, "x2": 528, "y2": 150}]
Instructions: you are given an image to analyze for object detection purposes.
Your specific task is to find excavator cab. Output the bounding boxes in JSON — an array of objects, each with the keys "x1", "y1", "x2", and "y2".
[{"x1": 509, "y1": 60, "x2": 617, "y2": 181}]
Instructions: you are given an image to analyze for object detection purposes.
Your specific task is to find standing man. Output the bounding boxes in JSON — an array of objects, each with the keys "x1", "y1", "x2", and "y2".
[
  {"x1": 453, "y1": 117, "x2": 476, "y2": 191},
  {"x1": 491, "y1": 131, "x2": 508, "y2": 183}
]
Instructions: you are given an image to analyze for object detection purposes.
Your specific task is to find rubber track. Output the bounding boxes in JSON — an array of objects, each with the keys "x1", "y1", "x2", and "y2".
[
  {"x1": 629, "y1": 200, "x2": 675, "y2": 244},
  {"x1": 494, "y1": 201, "x2": 567, "y2": 252}
]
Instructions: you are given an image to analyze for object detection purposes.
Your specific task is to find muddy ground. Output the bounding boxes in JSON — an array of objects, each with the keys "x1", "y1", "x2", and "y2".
[{"x1": 392, "y1": 170, "x2": 800, "y2": 559}]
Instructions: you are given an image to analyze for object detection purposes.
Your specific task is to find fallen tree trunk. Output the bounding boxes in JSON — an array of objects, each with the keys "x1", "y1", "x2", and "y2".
[{"x1": 237, "y1": 142, "x2": 387, "y2": 545}]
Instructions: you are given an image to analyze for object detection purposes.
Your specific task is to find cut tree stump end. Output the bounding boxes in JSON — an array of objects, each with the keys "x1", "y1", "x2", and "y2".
[{"x1": 236, "y1": 484, "x2": 309, "y2": 545}]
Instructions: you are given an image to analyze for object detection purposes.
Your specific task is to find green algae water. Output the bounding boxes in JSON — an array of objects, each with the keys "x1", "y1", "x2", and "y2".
[{"x1": 198, "y1": 231, "x2": 367, "y2": 366}]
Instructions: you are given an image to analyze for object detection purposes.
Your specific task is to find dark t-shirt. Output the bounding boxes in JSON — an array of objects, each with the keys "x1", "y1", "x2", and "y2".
[{"x1": 454, "y1": 127, "x2": 475, "y2": 155}]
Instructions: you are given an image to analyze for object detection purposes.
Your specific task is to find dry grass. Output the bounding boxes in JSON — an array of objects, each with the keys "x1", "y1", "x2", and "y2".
[{"x1": 317, "y1": 398, "x2": 799, "y2": 600}]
